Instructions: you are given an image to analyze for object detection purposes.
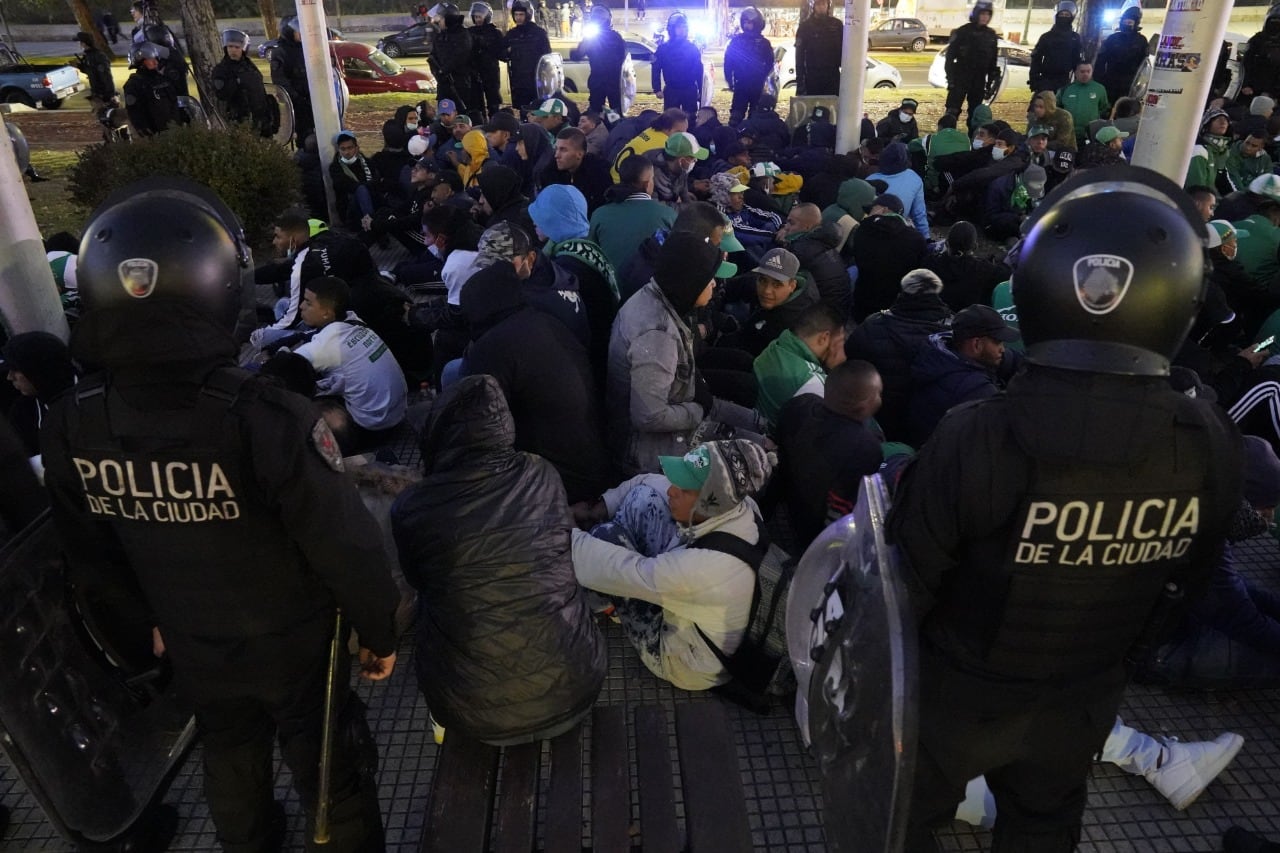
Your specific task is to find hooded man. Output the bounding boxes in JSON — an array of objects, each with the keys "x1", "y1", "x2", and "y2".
[
  {"x1": 1029, "y1": 89, "x2": 1076, "y2": 151},
  {"x1": 850, "y1": 194, "x2": 929, "y2": 321},
  {"x1": 867, "y1": 141, "x2": 930, "y2": 238},
  {"x1": 1095, "y1": 5, "x2": 1148, "y2": 104},
  {"x1": 3, "y1": 331, "x2": 77, "y2": 458},
  {"x1": 652, "y1": 12, "x2": 704, "y2": 113},
  {"x1": 1029, "y1": 1, "x2": 1082, "y2": 93},
  {"x1": 212, "y1": 29, "x2": 275, "y2": 137},
  {"x1": 477, "y1": 163, "x2": 532, "y2": 231},
  {"x1": 569, "y1": 439, "x2": 775, "y2": 691},
  {"x1": 794, "y1": 0, "x2": 842, "y2": 96}
]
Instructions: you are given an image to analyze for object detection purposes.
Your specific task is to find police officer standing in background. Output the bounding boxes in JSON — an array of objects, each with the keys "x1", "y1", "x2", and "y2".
[
  {"x1": 944, "y1": 0, "x2": 1000, "y2": 127},
  {"x1": 271, "y1": 17, "x2": 314, "y2": 147},
  {"x1": 794, "y1": 0, "x2": 842, "y2": 96},
  {"x1": 123, "y1": 43, "x2": 180, "y2": 137},
  {"x1": 213, "y1": 29, "x2": 276, "y2": 137},
  {"x1": 42, "y1": 178, "x2": 400, "y2": 852},
  {"x1": 502, "y1": 0, "x2": 553, "y2": 113},
  {"x1": 885, "y1": 167, "x2": 1243, "y2": 851},
  {"x1": 431, "y1": 3, "x2": 477, "y2": 114},
  {"x1": 74, "y1": 31, "x2": 118, "y2": 113},
  {"x1": 724, "y1": 7, "x2": 774, "y2": 125},
  {"x1": 1094, "y1": 5, "x2": 1148, "y2": 106},
  {"x1": 652, "y1": 12, "x2": 703, "y2": 113},
  {"x1": 570, "y1": 5, "x2": 628, "y2": 113},
  {"x1": 1029, "y1": 1, "x2": 1082, "y2": 94},
  {"x1": 469, "y1": 2, "x2": 504, "y2": 120}
]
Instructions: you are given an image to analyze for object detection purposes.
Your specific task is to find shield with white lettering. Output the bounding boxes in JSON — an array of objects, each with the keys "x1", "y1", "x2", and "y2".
[
  {"x1": 790, "y1": 475, "x2": 917, "y2": 853},
  {"x1": 0, "y1": 515, "x2": 195, "y2": 846}
]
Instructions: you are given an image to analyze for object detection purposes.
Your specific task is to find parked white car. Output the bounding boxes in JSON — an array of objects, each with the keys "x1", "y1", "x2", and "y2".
[
  {"x1": 774, "y1": 43, "x2": 903, "y2": 91},
  {"x1": 928, "y1": 38, "x2": 1030, "y2": 102},
  {"x1": 559, "y1": 37, "x2": 656, "y2": 95}
]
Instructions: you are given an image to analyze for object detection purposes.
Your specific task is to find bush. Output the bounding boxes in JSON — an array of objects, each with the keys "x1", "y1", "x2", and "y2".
[{"x1": 69, "y1": 124, "x2": 302, "y2": 249}]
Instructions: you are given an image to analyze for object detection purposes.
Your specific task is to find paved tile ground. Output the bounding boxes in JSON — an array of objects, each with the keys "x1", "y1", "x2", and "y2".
[{"x1": 4, "y1": 529, "x2": 1278, "y2": 851}]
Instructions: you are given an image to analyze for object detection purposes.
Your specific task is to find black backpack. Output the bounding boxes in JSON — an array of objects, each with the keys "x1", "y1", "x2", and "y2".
[{"x1": 691, "y1": 515, "x2": 796, "y2": 713}]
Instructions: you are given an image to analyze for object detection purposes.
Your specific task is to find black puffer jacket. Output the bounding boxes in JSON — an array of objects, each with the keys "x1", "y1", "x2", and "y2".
[
  {"x1": 501, "y1": 21, "x2": 553, "y2": 92},
  {"x1": 850, "y1": 213, "x2": 929, "y2": 321},
  {"x1": 390, "y1": 374, "x2": 606, "y2": 745},
  {"x1": 787, "y1": 223, "x2": 850, "y2": 317},
  {"x1": 844, "y1": 290, "x2": 951, "y2": 442}
]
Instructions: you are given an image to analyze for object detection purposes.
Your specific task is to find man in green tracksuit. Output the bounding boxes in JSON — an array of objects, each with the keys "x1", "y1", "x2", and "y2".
[{"x1": 752, "y1": 302, "x2": 847, "y2": 429}]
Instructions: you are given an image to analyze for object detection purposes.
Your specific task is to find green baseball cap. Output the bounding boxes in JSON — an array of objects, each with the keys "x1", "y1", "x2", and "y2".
[
  {"x1": 664, "y1": 131, "x2": 708, "y2": 160},
  {"x1": 531, "y1": 98, "x2": 567, "y2": 117},
  {"x1": 659, "y1": 445, "x2": 712, "y2": 491}
]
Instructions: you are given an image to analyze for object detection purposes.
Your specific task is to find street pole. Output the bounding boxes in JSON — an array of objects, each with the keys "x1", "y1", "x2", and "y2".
[
  {"x1": 835, "y1": 0, "x2": 872, "y2": 154},
  {"x1": 296, "y1": 0, "x2": 342, "y2": 225},
  {"x1": 1130, "y1": 0, "x2": 1234, "y2": 182},
  {"x1": 0, "y1": 113, "x2": 69, "y2": 341}
]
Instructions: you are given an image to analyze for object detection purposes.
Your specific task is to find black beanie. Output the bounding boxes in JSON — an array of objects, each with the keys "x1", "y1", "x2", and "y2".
[{"x1": 654, "y1": 232, "x2": 721, "y2": 315}]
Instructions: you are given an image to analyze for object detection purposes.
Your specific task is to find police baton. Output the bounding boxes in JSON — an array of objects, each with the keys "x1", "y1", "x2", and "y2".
[{"x1": 314, "y1": 607, "x2": 345, "y2": 845}]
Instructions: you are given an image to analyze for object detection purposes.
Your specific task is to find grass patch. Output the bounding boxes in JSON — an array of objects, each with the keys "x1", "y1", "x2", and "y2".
[{"x1": 26, "y1": 150, "x2": 83, "y2": 239}]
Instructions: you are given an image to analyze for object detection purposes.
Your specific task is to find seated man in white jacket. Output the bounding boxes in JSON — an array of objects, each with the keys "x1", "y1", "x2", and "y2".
[
  {"x1": 570, "y1": 439, "x2": 774, "y2": 691},
  {"x1": 290, "y1": 276, "x2": 409, "y2": 454}
]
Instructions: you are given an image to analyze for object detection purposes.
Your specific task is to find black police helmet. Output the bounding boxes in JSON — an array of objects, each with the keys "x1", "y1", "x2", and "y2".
[
  {"x1": 144, "y1": 23, "x2": 175, "y2": 48},
  {"x1": 1012, "y1": 165, "x2": 1206, "y2": 377},
  {"x1": 589, "y1": 5, "x2": 611, "y2": 25},
  {"x1": 667, "y1": 11, "x2": 688, "y2": 36},
  {"x1": 439, "y1": 2, "x2": 464, "y2": 26},
  {"x1": 511, "y1": 0, "x2": 531, "y2": 15},
  {"x1": 1121, "y1": 5, "x2": 1141, "y2": 24},
  {"x1": 279, "y1": 16, "x2": 299, "y2": 39},
  {"x1": 78, "y1": 178, "x2": 250, "y2": 333},
  {"x1": 740, "y1": 7, "x2": 764, "y2": 32},
  {"x1": 971, "y1": 0, "x2": 994, "y2": 21}
]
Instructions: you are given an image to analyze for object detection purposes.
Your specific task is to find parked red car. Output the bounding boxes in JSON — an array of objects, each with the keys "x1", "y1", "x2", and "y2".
[{"x1": 330, "y1": 41, "x2": 435, "y2": 95}]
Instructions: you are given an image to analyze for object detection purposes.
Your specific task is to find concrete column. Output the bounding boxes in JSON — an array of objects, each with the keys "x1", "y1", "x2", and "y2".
[
  {"x1": 835, "y1": 0, "x2": 873, "y2": 154},
  {"x1": 296, "y1": 0, "x2": 343, "y2": 224},
  {"x1": 0, "y1": 113, "x2": 69, "y2": 341},
  {"x1": 1130, "y1": 0, "x2": 1235, "y2": 183}
]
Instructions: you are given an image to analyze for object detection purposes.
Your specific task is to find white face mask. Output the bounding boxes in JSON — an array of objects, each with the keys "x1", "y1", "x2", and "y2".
[
  {"x1": 899, "y1": 111, "x2": 913, "y2": 124},
  {"x1": 991, "y1": 147, "x2": 1006, "y2": 161},
  {"x1": 406, "y1": 121, "x2": 418, "y2": 132},
  {"x1": 972, "y1": 138, "x2": 986, "y2": 150},
  {"x1": 340, "y1": 155, "x2": 358, "y2": 165},
  {"x1": 682, "y1": 160, "x2": 696, "y2": 174},
  {"x1": 427, "y1": 244, "x2": 443, "y2": 259},
  {"x1": 1223, "y1": 242, "x2": 1238, "y2": 260}
]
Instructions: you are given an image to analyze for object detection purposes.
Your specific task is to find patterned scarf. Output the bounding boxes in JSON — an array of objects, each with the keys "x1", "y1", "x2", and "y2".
[{"x1": 545, "y1": 237, "x2": 619, "y2": 300}]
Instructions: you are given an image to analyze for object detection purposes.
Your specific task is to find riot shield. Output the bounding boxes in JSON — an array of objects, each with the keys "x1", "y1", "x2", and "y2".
[
  {"x1": 620, "y1": 54, "x2": 637, "y2": 113},
  {"x1": 0, "y1": 515, "x2": 196, "y2": 846},
  {"x1": 264, "y1": 83, "x2": 297, "y2": 146},
  {"x1": 177, "y1": 95, "x2": 210, "y2": 129},
  {"x1": 984, "y1": 55, "x2": 1008, "y2": 104},
  {"x1": 791, "y1": 475, "x2": 917, "y2": 853},
  {"x1": 7, "y1": 120, "x2": 30, "y2": 174},
  {"x1": 699, "y1": 61, "x2": 716, "y2": 109},
  {"x1": 536, "y1": 52, "x2": 565, "y2": 101}
]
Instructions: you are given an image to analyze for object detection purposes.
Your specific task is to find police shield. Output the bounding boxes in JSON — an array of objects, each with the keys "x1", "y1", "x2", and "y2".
[
  {"x1": 536, "y1": 51, "x2": 565, "y2": 101},
  {"x1": 792, "y1": 475, "x2": 917, "y2": 853},
  {"x1": 983, "y1": 53, "x2": 1009, "y2": 103},
  {"x1": 177, "y1": 95, "x2": 210, "y2": 129},
  {"x1": 620, "y1": 53, "x2": 637, "y2": 113},
  {"x1": 264, "y1": 82, "x2": 296, "y2": 146},
  {"x1": 699, "y1": 61, "x2": 716, "y2": 109},
  {"x1": 0, "y1": 515, "x2": 196, "y2": 846},
  {"x1": 6, "y1": 120, "x2": 30, "y2": 175}
]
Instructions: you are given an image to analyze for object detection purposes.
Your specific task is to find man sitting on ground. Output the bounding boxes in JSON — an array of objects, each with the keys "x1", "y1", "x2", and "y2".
[{"x1": 753, "y1": 302, "x2": 848, "y2": 429}]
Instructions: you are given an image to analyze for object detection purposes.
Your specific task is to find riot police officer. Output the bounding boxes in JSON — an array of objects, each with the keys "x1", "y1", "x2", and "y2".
[
  {"x1": 882, "y1": 166, "x2": 1243, "y2": 851},
  {"x1": 123, "y1": 43, "x2": 180, "y2": 137},
  {"x1": 724, "y1": 7, "x2": 773, "y2": 126},
  {"x1": 42, "y1": 178, "x2": 399, "y2": 853},
  {"x1": 1094, "y1": 5, "x2": 1148, "y2": 105},
  {"x1": 1029, "y1": 1, "x2": 1082, "y2": 93},
  {"x1": 794, "y1": 0, "x2": 842, "y2": 96},
  {"x1": 271, "y1": 17, "x2": 314, "y2": 146},
  {"x1": 1242, "y1": 6, "x2": 1280, "y2": 100},
  {"x1": 431, "y1": 3, "x2": 477, "y2": 113},
  {"x1": 502, "y1": 0, "x2": 552, "y2": 112},
  {"x1": 652, "y1": 12, "x2": 703, "y2": 113},
  {"x1": 469, "y1": 2, "x2": 504, "y2": 120},
  {"x1": 213, "y1": 29, "x2": 276, "y2": 137},
  {"x1": 74, "y1": 30, "x2": 117, "y2": 111},
  {"x1": 944, "y1": 0, "x2": 1000, "y2": 126},
  {"x1": 570, "y1": 5, "x2": 628, "y2": 113}
]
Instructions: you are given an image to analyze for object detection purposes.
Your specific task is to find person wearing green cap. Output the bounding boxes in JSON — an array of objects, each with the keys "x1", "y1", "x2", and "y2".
[
  {"x1": 568, "y1": 438, "x2": 775, "y2": 690},
  {"x1": 643, "y1": 131, "x2": 709, "y2": 206}
]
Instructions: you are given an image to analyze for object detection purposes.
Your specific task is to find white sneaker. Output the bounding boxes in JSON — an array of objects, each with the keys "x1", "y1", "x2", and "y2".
[{"x1": 1146, "y1": 732, "x2": 1244, "y2": 810}]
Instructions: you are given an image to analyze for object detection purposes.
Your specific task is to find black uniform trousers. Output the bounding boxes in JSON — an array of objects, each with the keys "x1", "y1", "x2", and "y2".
[
  {"x1": 511, "y1": 85, "x2": 537, "y2": 113},
  {"x1": 945, "y1": 73, "x2": 989, "y2": 127},
  {"x1": 663, "y1": 84, "x2": 700, "y2": 114},
  {"x1": 588, "y1": 80, "x2": 623, "y2": 114},
  {"x1": 167, "y1": 612, "x2": 385, "y2": 853},
  {"x1": 476, "y1": 70, "x2": 502, "y2": 121},
  {"x1": 729, "y1": 82, "x2": 766, "y2": 126},
  {"x1": 904, "y1": 645, "x2": 1125, "y2": 853}
]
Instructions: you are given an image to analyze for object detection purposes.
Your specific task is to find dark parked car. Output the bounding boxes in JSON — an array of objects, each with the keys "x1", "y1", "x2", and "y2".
[
  {"x1": 868, "y1": 17, "x2": 929, "y2": 52},
  {"x1": 257, "y1": 27, "x2": 344, "y2": 61},
  {"x1": 376, "y1": 22, "x2": 437, "y2": 58}
]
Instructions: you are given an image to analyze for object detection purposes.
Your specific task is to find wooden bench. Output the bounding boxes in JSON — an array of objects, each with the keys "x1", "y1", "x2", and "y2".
[{"x1": 421, "y1": 702, "x2": 754, "y2": 853}]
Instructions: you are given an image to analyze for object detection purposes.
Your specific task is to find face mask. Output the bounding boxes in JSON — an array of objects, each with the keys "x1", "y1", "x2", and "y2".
[
  {"x1": 682, "y1": 160, "x2": 695, "y2": 174},
  {"x1": 972, "y1": 139, "x2": 986, "y2": 150},
  {"x1": 406, "y1": 121, "x2": 418, "y2": 132},
  {"x1": 899, "y1": 111, "x2": 913, "y2": 124},
  {"x1": 1224, "y1": 242, "x2": 1238, "y2": 260},
  {"x1": 991, "y1": 147, "x2": 1006, "y2": 161},
  {"x1": 340, "y1": 155, "x2": 358, "y2": 165},
  {"x1": 427, "y1": 244, "x2": 443, "y2": 259}
]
